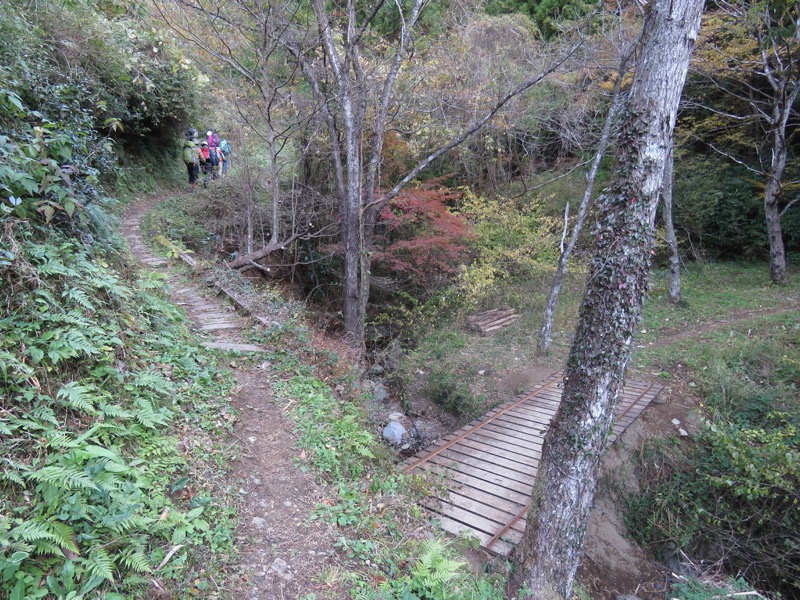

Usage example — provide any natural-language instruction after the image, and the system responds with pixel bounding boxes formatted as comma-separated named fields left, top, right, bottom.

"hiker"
left=182, top=131, right=199, bottom=191
left=199, top=140, right=213, bottom=188
left=219, top=139, right=232, bottom=176
left=210, top=144, right=224, bottom=180
left=207, top=130, right=220, bottom=149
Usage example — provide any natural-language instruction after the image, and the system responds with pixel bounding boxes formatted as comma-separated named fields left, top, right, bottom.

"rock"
left=678, top=428, right=688, bottom=437
left=371, top=382, right=389, bottom=403
left=381, top=338, right=403, bottom=372
left=671, top=418, right=681, bottom=426
left=616, top=596, right=642, bottom=600
left=269, top=557, right=290, bottom=577
left=388, top=412, right=405, bottom=422
left=251, top=517, right=267, bottom=528
left=368, top=363, right=385, bottom=376
left=383, top=421, right=406, bottom=445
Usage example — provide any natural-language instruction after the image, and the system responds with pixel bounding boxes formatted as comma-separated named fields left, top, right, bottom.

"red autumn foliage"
left=373, top=184, right=473, bottom=293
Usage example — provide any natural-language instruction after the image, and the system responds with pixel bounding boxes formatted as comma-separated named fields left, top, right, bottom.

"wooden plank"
left=419, top=463, right=532, bottom=506
left=484, top=417, right=549, bottom=441
left=436, top=515, right=515, bottom=556
left=440, top=483, right=526, bottom=517
left=437, top=447, right=536, bottom=481
left=466, top=425, right=543, bottom=452
left=455, top=437, right=537, bottom=467
left=420, top=457, right=536, bottom=497
left=425, top=492, right=518, bottom=528
left=467, top=306, right=511, bottom=324
left=429, top=499, right=523, bottom=543
left=202, top=342, right=265, bottom=352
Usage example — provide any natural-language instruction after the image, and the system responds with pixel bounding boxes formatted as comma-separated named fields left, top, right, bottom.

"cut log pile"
left=467, top=306, right=521, bottom=336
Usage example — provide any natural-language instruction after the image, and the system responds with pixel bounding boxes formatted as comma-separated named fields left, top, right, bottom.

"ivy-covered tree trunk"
left=508, top=0, right=704, bottom=597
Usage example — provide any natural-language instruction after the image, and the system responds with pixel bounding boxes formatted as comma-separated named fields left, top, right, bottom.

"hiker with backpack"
left=219, top=139, right=232, bottom=176
left=198, top=140, right=213, bottom=188
left=182, top=128, right=200, bottom=191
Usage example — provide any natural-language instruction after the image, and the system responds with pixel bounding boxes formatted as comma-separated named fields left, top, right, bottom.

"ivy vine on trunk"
left=509, top=0, right=704, bottom=596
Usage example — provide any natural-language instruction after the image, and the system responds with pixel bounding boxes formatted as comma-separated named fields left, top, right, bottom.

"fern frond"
left=131, top=371, right=171, bottom=393
left=63, top=287, right=95, bottom=311
left=134, top=403, right=170, bottom=429
left=31, top=540, right=63, bottom=556
left=0, top=418, right=18, bottom=435
left=0, top=469, right=26, bottom=486
left=31, top=403, right=58, bottom=425
left=84, top=546, right=115, bottom=581
left=11, top=521, right=57, bottom=545
left=45, top=520, right=79, bottom=554
left=56, top=382, right=98, bottom=413
left=27, top=465, right=99, bottom=491
left=98, top=403, right=134, bottom=420
left=412, top=540, right=464, bottom=587
left=44, top=430, right=78, bottom=448
left=119, top=547, right=151, bottom=573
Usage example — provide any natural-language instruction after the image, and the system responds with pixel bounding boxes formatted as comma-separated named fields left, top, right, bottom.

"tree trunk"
left=764, top=101, right=790, bottom=284
left=662, top=143, right=682, bottom=303
left=509, top=0, right=703, bottom=597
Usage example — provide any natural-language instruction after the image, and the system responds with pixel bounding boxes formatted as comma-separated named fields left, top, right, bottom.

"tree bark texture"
left=509, top=0, right=704, bottom=597
left=662, top=143, right=682, bottom=304
left=764, top=98, right=791, bottom=284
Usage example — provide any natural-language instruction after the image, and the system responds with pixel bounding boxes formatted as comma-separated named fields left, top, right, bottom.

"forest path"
left=640, top=305, right=799, bottom=351
left=122, top=196, right=347, bottom=599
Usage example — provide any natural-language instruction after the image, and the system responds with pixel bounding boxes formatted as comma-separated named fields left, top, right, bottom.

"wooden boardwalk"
left=403, top=372, right=663, bottom=556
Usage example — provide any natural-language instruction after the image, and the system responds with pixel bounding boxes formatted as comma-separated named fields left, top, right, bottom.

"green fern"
left=63, top=287, right=95, bottom=311
left=410, top=540, right=465, bottom=594
left=84, top=546, right=115, bottom=581
left=11, top=519, right=77, bottom=552
left=44, top=430, right=78, bottom=448
left=131, top=371, right=171, bottom=393
left=57, top=382, right=97, bottom=413
left=27, top=465, right=100, bottom=491
left=119, top=545, right=151, bottom=573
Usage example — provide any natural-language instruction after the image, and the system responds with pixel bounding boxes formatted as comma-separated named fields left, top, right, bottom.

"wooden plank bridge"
left=403, top=372, right=663, bottom=556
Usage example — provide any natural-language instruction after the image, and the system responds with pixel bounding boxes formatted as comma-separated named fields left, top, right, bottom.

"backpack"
left=182, top=140, right=196, bottom=165
left=209, top=132, right=220, bottom=148
left=208, top=146, right=219, bottom=167
left=220, top=139, right=231, bottom=157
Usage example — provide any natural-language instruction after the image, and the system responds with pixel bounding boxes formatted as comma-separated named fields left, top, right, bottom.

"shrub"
left=627, top=329, right=800, bottom=597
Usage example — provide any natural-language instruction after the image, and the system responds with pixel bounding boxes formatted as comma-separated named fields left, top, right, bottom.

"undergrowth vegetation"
left=628, top=311, right=800, bottom=597
left=0, top=1, right=226, bottom=596
left=0, top=223, right=237, bottom=597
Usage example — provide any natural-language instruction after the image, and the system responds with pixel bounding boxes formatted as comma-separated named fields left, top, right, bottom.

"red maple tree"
left=373, top=184, right=474, bottom=296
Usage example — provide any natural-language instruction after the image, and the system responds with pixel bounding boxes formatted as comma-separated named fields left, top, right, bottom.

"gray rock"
left=388, top=412, right=405, bottom=422
left=251, top=516, right=267, bottom=528
left=381, top=339, right=404, bottom=372
left=368, top=363, right=385, bottom=376
left=372, top=382, right=389, bottom=403
left=269, top=557, right=290, bottom=577
left=383, top=421, right=406, bottom=445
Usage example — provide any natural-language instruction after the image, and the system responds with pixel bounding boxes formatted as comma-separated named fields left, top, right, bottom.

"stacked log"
left=467, top=306, right=521, bottom=336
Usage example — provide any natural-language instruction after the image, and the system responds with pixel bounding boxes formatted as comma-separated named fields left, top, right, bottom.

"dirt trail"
left=122, top=197, right=345, bottom=599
